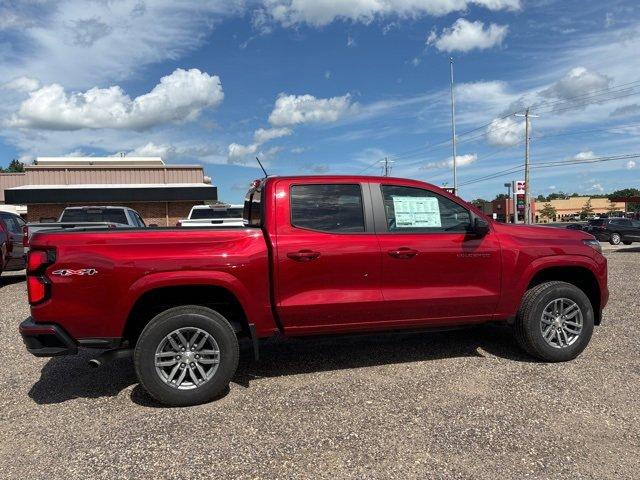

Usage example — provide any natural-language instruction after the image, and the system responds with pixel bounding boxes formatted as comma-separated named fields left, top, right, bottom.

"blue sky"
left=1, top=0, right=639, bottom=203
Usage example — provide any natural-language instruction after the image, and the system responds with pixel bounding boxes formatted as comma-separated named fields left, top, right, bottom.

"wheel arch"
left=526, top=265, right=602, bottom=325
left=123, top=284, right=250, bottom=346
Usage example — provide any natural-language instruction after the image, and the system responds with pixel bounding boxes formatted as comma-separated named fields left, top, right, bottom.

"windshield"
left=60, top=208, right=128, bottom=224
left=190, top=207, right=243, bottom=219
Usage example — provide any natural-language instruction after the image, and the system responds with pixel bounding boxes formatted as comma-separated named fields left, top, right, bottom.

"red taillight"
left=27, top=249, right=54, bottom=305
left=27, top=276, right=48, bottom=304
left=22, top=225, right=29, bottom=248
left=27, top=250, right=49, bottom=273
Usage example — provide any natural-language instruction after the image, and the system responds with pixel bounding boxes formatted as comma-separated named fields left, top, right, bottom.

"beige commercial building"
left=1, top=157, right=217, bottom=225
left=534, top=197, right=626, bottom=222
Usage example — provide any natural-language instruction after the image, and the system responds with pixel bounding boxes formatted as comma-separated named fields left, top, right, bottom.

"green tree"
left=493, top=193, right=509, bottom=201
left=0, top=159, right=25, bottom=173
left=606, top=199, right=621, bottom=216
left=579, top=199, right=594, bottom=219
left=471, top=198, right=489, bottom=209
left=539, top=202, right=557, bottom=221
left=610, top=188, right=640, bottom=212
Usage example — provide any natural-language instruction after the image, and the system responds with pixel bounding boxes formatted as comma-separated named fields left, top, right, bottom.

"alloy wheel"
left=154, top=327, right=220, bottom=390
left=540, top=298, right=583, bottom=349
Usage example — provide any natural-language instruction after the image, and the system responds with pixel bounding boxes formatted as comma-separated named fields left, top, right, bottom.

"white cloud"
left=268, top=93, right=358, bottom=126
left=1, top=76, right=40, bottom=92
left=258, top=0, right=520, bottom=27
left=228, top=142, right=259, bottom=161
left=8, top=68, right=224, bottom=131
left=422, top=153, right=477, bottom=170
left=253, top=127, right=292, bottom=144
left=128, top=142, right=177, bottom=159
left=541, top=67, right=611, bottom=105
left=0, top=1, right=242, bottom=88
left=456, top=80, right=512, bottom=104
left=588, top=183, right=604, bottom=192
left=571, top=150, right=596, bottom=161
left=486, top=116, right=524, bottom=146
left=627, top=160, right=637, bottom=169
left=427, top=18, right=508, bottom=53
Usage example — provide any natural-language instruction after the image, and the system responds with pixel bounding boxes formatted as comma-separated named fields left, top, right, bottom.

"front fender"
left=496, top=254, right=603, bottom=319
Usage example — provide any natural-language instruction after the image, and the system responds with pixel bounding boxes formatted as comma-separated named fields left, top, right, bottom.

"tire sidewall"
left=524, top=284, right=594, bottom=362
left=135, top=307, right=239, bottom=407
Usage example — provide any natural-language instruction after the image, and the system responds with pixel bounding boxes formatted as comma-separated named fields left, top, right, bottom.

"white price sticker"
left=391, top=196, right=441, bottom=228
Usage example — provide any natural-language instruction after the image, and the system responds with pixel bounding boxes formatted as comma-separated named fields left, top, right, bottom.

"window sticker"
left=391, top=196, right=441, bottom=228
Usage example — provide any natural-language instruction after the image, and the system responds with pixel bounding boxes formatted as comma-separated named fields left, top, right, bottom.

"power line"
left=458, top=153, right=640, bottom=187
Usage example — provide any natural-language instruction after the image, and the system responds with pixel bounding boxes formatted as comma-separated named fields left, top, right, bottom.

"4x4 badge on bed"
left=52, top=268, right=98, bottom=276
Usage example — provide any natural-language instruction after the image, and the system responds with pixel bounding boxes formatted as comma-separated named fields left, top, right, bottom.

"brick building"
left=1, top=157, right=217, bottom=226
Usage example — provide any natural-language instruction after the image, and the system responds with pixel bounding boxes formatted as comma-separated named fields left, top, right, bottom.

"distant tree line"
left=0, top=159, right=25, bottom=173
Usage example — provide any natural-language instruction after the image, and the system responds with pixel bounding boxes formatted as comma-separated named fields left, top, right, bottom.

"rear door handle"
left=388, top=247, right=418, bottom=259
left=287, top=250, right=321, bottom=262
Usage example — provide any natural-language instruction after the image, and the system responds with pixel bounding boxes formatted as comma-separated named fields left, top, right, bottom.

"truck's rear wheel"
left=513, top=281, right=594, bottom=362
left=134, top=305, right=239, bottom=407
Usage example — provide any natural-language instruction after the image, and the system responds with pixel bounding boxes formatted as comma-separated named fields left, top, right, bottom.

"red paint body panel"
left=27, top=175, right=608, bottom=345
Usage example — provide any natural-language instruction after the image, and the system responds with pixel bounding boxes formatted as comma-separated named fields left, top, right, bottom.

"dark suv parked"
left=584, top=218, right=640, bottom=245
left=0, top=211, right=26, bottom=276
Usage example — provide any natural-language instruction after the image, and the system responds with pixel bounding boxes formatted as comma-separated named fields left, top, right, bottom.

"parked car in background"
left=0, top=211, right=26, bottom=275
left=565, top=223, right=584, bottom=231
left=20, top=175, right=608, bottom=406
left=24, top=206, right=146, bottom=249
left=178, top=204, right=244, bottom=227
left=584, top=218, right=640, bottom=245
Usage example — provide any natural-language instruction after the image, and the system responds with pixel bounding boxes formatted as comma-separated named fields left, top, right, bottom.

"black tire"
left=134, top=305, right=239, bottom=407
left=609, top=232, right=622, bottom=245
left=513, top=281, right=594, bottom=362
left=623, top=241, right=632, bottom=245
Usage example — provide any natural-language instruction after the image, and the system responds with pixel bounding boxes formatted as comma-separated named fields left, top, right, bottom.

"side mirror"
left=474, top=217, right=490, bottom=236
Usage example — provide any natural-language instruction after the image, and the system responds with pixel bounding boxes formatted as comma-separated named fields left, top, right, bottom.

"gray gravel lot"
left=1, top=246, right=639, bottom=479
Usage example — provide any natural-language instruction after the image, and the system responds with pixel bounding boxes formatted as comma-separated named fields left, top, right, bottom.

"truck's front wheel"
left=513, top=281, right=594, bottom=362
left=134, top=305, right=239, bottom=407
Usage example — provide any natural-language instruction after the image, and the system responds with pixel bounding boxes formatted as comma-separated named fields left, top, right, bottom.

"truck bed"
left=29, top=227, right=276, bottom=339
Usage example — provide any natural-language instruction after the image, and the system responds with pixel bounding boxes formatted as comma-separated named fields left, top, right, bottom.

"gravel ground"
left=1, top=246, right=639, bottom=479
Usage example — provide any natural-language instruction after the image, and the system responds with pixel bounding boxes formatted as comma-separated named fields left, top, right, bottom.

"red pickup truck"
left=20, top=176, right=608, bottom=406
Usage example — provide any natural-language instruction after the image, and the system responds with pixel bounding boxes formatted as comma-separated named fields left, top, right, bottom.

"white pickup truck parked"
left=178, top=204, right=244, bottom=227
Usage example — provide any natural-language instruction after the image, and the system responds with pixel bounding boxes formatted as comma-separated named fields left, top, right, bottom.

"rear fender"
left=123, top=271, right=276, bottom=337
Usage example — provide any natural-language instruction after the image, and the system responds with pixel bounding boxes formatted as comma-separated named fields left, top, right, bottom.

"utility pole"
left=504, top=182, right=512, bottom=223
left=515, top=108, right=539, bottom=224
left=449, top=57, right=457, bottom=195
left=380, top=157, right=394, bottom=176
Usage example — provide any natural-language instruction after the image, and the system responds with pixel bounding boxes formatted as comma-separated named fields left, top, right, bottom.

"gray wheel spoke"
left=156, top=358, right=178, bottom=367
left=189, top=331, right=201, bottom=349
left=188, top=367, right=200, bottom=385
left=167, top=335, right=181, bottom=351
left=175, top=367, right=188, bottom=387
left=199, top=349, right=219, bottom=356
left=166, top=363, right=181, bottom=382
left=195, top=363, right=208, bottom=379
left=176, top=331, right=189, bottom=348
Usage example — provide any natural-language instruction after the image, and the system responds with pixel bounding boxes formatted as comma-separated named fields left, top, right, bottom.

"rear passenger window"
left=381, top=185, right=471, bottom=233
left=291, top=184, right=365, bottom=233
